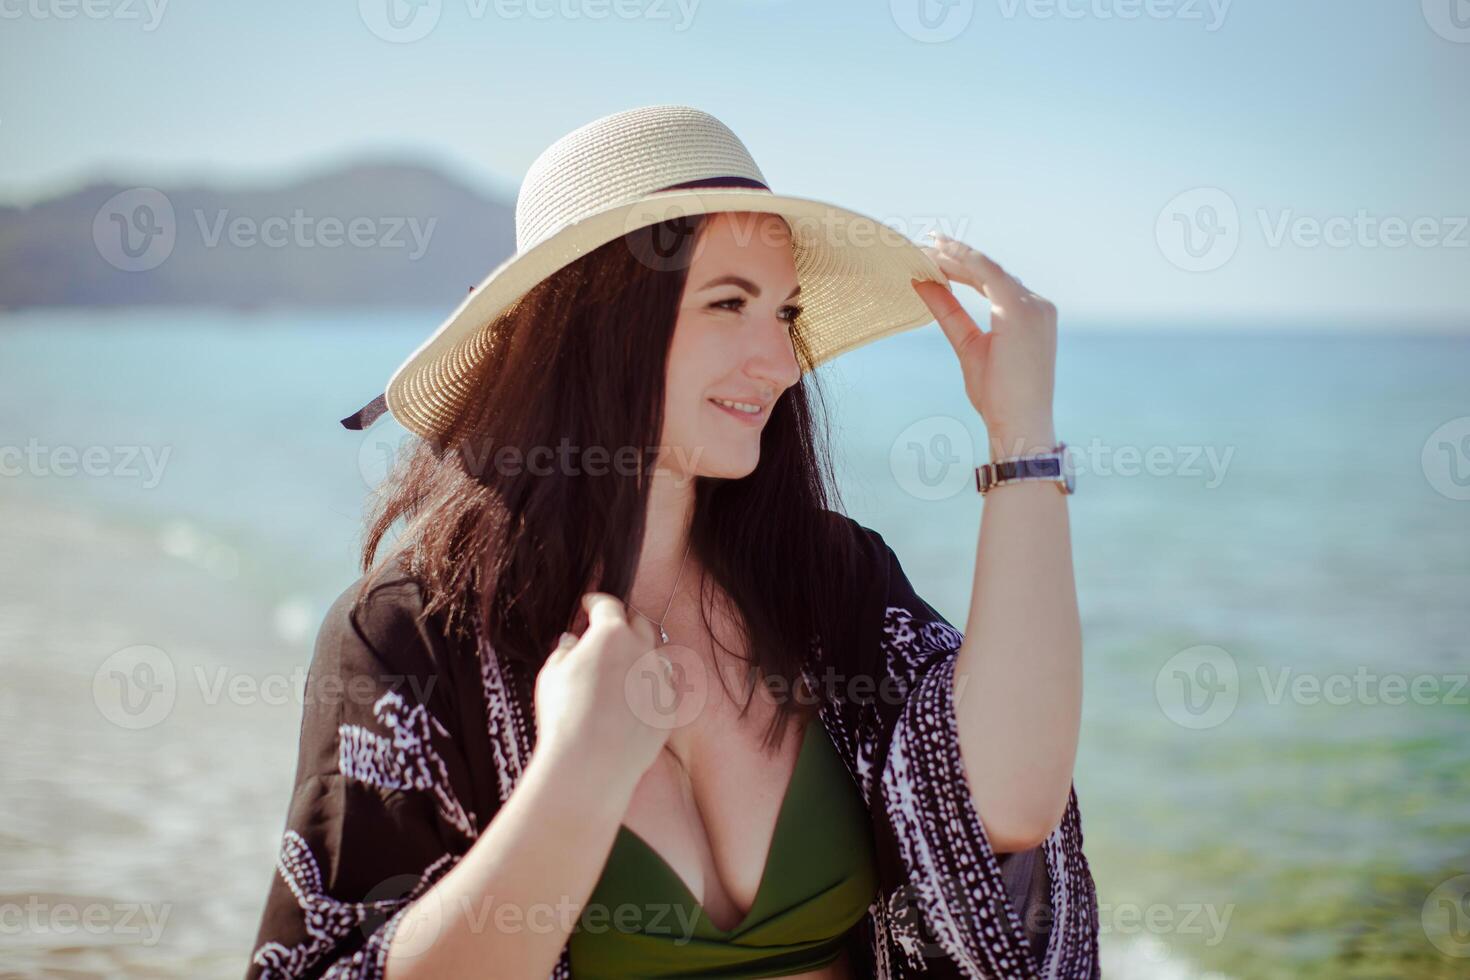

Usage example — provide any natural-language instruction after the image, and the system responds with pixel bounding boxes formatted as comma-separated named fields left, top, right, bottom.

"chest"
left=617, top=602, right=815, bottom=932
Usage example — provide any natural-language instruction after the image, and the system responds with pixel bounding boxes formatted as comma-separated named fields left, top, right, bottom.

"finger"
left=929, top=236, right=1028, bottom=308
left=928, top=246, right=1024, bottom=308
left=543, top=631, right=576, bottom=668
left=929, top=250, right=1027, bottom=324
left=583, top=592, right=628, bottom=630
left=912, top=276, right=986, bottom=360
left=921, top=244, right=996, bottom=302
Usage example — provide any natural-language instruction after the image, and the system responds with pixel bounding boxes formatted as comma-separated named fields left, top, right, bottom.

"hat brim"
left=383, top=187, right=951, bottom=440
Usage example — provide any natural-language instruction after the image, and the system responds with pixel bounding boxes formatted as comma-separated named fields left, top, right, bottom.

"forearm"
left=384, top=741, right=635, bottom=979
left=953, top=426, right=1082, bottom=853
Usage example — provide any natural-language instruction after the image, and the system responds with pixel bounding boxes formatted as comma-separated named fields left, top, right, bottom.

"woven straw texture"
left=382, top=104, right=947, bottom=440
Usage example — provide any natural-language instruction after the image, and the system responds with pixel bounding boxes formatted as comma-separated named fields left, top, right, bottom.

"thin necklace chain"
left=627, top=538, right=692, bottom=646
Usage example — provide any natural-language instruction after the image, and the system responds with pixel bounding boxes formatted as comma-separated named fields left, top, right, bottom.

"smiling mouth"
left=707, top=398, right=765, bottom=426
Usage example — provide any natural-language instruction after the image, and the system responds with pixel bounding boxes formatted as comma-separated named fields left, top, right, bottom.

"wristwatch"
left=975, top=441, right=1075, bottom=495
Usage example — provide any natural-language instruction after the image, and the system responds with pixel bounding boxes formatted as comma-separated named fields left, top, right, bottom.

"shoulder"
left=822, top=510, right=951, bottom=633
left=820, top=508, right=899, bottom=584
left=313, top=551, right=458, bottom=683
left=820, top=508, right=891, bottom=561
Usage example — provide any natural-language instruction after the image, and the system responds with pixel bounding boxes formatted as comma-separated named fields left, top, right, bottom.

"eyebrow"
left=697, top=274, right=801, bottom=300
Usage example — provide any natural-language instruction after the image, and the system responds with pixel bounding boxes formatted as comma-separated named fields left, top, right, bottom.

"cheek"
left=664, top=321, right=728, bottom=423
left=659, top=364, right=706, bottom=445
left=669, top=317, right=729, bottom=373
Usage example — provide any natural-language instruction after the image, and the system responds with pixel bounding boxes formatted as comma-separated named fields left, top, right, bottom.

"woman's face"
left=659, top=211, right=804, bottom=482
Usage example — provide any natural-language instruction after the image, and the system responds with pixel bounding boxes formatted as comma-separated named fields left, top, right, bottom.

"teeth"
left=712, top=398, right=761, bottom=415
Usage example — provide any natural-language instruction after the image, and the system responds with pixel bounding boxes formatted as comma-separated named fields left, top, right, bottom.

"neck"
left=631, top=465, right=698, bottom=617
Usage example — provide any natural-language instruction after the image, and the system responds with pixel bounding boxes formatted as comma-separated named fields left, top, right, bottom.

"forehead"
left=689, top=211, right=797, bottom=279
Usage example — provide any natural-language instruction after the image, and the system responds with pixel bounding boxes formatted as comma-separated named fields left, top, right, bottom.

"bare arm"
left=913, top=234, right=1083, bottom=853
left=954, top=428, right=1081, bottom=853
left=387, top=593, right=672, bottom=978
left=384, top=741, right=636, bottom=979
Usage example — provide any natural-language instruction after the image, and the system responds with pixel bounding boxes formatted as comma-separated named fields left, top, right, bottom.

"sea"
left=1, top=308, right=1467, bottom=979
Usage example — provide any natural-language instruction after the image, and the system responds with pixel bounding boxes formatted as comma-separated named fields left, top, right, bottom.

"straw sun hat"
left=341, top=103, right=950, bottom=440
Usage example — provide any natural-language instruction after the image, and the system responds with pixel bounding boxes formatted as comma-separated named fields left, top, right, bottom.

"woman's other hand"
left=532, top=592, right=678, bottom=792
left=912, top=233, right=1059, bottom=459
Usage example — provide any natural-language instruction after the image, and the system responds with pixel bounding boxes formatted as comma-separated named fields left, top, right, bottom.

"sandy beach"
left=0, top=494, right=311, bottom=977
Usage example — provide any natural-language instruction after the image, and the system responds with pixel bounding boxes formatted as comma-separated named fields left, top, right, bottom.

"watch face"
left=1059, top=443, right=1077, bottom=494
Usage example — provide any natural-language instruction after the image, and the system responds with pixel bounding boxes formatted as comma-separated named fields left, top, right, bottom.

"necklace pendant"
left=658, top=626, right=669, bottom=645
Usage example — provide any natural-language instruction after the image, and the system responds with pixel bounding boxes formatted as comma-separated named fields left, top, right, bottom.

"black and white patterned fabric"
left=244, top=516, right=1100, bottom=979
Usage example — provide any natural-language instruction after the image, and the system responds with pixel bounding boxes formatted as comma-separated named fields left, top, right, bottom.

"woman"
left=245, top=105, right=1099, bottom=979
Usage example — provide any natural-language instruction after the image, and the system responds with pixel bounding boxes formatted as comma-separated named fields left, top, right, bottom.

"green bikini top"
left=568, top=717, right=878, bottom=979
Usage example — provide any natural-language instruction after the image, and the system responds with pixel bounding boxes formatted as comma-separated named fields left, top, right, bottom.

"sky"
left=2, top=0, right=1467, bottom=322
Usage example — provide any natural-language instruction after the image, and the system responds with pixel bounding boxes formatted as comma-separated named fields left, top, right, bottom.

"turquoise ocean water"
left=1, top=309, right=1467, bottom=978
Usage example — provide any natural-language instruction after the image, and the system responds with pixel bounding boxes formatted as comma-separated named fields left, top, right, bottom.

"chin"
left=697, top=444, right=761, bottom=481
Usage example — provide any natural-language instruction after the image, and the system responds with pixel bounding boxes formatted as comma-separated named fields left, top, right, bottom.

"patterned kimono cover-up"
left=244, top=516, right=1101, bottom=979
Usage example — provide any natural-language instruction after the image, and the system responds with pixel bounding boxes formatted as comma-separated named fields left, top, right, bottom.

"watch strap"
left=975, top=443, right=1072, bottom=494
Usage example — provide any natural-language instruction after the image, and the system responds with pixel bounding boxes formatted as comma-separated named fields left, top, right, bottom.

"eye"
left=711, top=296, right=803, bottom=327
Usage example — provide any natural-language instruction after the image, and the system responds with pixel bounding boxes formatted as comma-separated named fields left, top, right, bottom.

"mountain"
left=0, top=161, right=517, bottom=310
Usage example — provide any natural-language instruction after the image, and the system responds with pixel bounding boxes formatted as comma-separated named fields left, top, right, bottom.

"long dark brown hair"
left=356, top=213, right=869, bottom=750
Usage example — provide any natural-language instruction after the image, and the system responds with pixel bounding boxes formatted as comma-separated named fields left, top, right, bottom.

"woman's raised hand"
left=532, top=592, right=679, bottom=791
left=912, top=233, right=1059, bottom=458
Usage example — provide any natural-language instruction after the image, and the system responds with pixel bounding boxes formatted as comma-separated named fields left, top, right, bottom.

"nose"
left=743, top=315, right=802, bottom=393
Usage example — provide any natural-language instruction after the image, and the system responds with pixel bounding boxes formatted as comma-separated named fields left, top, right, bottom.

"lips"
left=707, top=398, right=765, bottom=426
